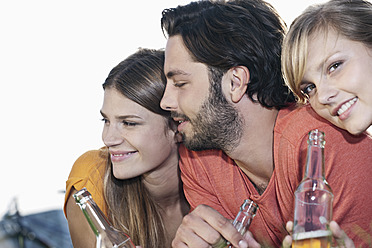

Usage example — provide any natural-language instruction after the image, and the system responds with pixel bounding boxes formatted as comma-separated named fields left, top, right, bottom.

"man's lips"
left=173, top=117, right=188, bottom=132
left=333, top=97, right=358, bottom=116
left=173, top=117, right=185, bottom=124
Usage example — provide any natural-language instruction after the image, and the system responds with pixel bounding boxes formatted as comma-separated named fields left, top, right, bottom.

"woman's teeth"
left=113, top=152, right=135, bottom=157
left=337, top=97, right=357, bottom=116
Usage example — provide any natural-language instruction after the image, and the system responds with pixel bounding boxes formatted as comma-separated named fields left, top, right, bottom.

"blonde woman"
left=282, top=0, right=372, bottom=247
left=282, top=0, right=372, bottom=136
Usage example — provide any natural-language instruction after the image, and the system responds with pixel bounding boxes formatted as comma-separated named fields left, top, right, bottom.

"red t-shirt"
left=179, top=105, right=372, bottom=247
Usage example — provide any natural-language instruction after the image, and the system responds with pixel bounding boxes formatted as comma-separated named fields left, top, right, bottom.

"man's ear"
left=228, top=66, right=250, bottom=103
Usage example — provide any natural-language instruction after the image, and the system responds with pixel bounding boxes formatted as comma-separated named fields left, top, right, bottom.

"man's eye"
left=300, top=83, right=316, bottom=98
left=174, top=82, right=186, bottom=87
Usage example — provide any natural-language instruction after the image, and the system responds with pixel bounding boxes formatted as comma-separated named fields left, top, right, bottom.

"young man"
left=160, top=1, right=372, bottom=247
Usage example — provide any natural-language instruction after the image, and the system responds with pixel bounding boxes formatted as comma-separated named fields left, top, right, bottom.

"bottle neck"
left=305, top=145, right=325, bottom=179
left=304, top=130, right=325, bottom=180
left=74, top=190, right=111, bottom=237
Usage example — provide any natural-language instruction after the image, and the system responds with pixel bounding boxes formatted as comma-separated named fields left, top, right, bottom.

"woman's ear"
left=229, top=66, right=250, bottom=103
left=169, top=120, right=183, bottom=143
left=175, top=131, right=183, bottom=143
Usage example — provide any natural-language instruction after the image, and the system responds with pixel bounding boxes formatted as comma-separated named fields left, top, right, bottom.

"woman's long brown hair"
left=102, top=48, right=171, bottom=247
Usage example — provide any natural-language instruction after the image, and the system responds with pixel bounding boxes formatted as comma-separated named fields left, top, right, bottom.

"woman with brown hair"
left=64, top=48, right=189, bottom=248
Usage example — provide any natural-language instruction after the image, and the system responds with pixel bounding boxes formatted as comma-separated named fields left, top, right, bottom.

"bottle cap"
left=73, top=188, right=91, bottom=205
left=308, top=129, right=325, bottom=147
left=241, top=199, right=259, bottom=216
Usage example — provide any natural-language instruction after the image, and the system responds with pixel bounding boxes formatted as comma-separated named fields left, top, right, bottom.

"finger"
left=172, top=209, right=219, bottom=248
left=171, top=238, right=189, bottom=248
left=172, top=225, right=208, bottom=248
left=282, top=235, right=292, bottom=248
left=286, top=221, right=293, bottom=235
left=193, top=205, right=245, bottom=247
left=242, top=231, right=260, bottom=248
left=330, top=221, right=355, bottom=248
left=211, top=236, right=228, bottom=248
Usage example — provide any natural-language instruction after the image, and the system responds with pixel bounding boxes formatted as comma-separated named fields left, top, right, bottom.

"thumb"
left=330, top=221, right=355, bottom=248
left=242, top=231, right=261, bottom=248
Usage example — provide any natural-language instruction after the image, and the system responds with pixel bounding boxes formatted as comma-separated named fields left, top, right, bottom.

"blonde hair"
left=282, top=0, right=372, bottom=104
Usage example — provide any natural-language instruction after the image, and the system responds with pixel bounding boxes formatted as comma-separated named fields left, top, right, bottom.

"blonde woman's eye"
left=301, top=83, right=316, bottom=98
left=328, top=62, right=342, bottom=73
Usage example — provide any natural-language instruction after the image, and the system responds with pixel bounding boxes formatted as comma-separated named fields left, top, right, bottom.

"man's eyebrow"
left=166, top=69, right=190, bottom=78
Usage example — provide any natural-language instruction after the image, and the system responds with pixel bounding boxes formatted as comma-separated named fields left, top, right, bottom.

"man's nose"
left=160, top=83, right=178, bottom=111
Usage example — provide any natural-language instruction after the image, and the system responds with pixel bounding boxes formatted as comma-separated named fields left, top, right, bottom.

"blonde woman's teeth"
left=337, top=97, right=357, bottom=116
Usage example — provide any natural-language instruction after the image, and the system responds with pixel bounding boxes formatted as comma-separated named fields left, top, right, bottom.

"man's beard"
left=179, top=68, right=243, bottom=152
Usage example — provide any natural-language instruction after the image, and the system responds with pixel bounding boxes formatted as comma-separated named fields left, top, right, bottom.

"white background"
left=0, top=0, right=327, bottom=216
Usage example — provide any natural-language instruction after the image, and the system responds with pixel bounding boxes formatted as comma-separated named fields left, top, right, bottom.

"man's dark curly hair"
left=161, top=0, right=294, bottom=109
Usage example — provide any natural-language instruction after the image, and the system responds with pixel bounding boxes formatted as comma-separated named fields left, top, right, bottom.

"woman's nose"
left=102, top=125, right=123, bottom=147
left=316, top=81, right=338, bottom=105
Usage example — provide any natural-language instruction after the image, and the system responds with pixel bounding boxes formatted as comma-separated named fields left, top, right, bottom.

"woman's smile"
left=110, top=150, right=138, bottom=163
left=335, top=97, right=358, bottom=120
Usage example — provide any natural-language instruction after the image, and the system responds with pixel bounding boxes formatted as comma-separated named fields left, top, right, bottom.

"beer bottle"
left=292, top=129, right=333, bottom=248
left=73, top=188, right=136, bottom=248
left=212, top=199, right=258, bottom=248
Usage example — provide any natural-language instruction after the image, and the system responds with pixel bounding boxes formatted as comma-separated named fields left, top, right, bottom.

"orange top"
left=179, top=104, right=372, bottom=247
left=64, top=148, right=108, bottom=216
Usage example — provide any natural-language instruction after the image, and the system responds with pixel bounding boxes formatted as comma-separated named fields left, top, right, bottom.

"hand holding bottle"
left=290, top=130, right=357, bottom=248
left=282, top=221, right=355, bottom=248
left=172, top=204, right=260, bottom=248
left=212, top=199, right=258, bottom=248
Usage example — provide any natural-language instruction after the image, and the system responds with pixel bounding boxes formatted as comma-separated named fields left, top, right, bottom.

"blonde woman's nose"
left=316, top=82, right=338, bottom=105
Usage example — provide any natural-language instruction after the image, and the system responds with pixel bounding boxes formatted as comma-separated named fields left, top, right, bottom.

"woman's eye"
left=301, top=83, right=316, bottom=98
left=328, top=62, right=342, bottom=73
left=101, top=118, right=109, bottom=124
left=123, top=121, right=137, bottom=127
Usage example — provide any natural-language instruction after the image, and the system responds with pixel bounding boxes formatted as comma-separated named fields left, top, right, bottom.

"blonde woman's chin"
left=347, top=122, right=372, bottom=136
left=333, top=116, right=371, bottom=136
left=366, top=125, right=372, bottom=137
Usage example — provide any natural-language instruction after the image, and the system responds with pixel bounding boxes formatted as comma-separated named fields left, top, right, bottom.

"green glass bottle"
left=212, top=199, right=258, bottom=248
left=73, top=188, right=136, bottom=248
